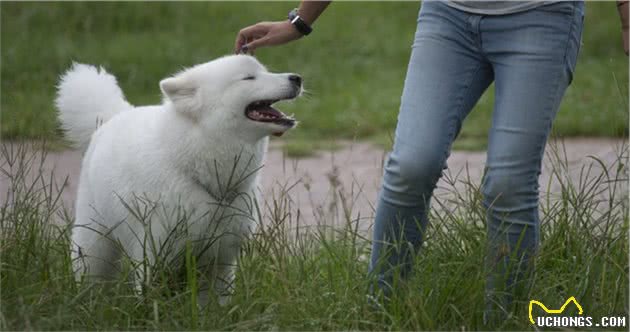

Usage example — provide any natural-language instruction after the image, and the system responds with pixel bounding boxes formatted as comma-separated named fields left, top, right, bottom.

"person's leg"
left=369, top=2, right=493, bottom=295
left=479, top=1, right=584, bottom=321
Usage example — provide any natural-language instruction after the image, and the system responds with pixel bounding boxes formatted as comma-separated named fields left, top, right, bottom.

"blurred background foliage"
left=1, top=2, right=627, bottom=151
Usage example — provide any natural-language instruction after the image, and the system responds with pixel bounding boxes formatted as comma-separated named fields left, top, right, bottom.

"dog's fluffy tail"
left=56, top=63, right=133, bottom=148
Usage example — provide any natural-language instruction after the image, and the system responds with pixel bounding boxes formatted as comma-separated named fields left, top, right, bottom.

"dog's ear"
left=160, top=76, right=202, bottom=119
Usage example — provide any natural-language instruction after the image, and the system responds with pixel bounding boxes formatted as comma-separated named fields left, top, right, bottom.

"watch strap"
left=288, top=8, right=312, bottom=36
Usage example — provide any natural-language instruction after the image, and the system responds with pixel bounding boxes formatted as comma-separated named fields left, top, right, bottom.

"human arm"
left=234, top=1, right=331, bottom=54
left=618, top=0, right=629, bottom=54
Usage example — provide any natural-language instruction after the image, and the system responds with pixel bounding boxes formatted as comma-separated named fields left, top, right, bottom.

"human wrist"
left=288, top=8, right=313, bottom=36
left=281, top=21, right=304, bottom=41
left=294, top=1, right=331, bottom=27
left=618, top=1, right=629, bottom=27
left=296, top=8, right=316, bottom=25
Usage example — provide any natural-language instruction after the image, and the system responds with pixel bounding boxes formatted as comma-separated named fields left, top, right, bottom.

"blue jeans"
left=368, top=0, right=584, bottom=320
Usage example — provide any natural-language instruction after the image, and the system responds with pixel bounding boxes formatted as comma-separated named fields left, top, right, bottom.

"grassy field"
left=1, top=141, right=627, bottom=330
left=1, top=2, right=628, bottom=154
left=1, top=3, right=629, bottom=329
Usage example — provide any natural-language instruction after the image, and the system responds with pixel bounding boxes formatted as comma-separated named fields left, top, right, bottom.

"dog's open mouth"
left=245, top=100, right=296, bottom=127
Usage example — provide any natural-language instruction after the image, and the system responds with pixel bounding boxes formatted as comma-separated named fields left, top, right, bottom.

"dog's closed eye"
left=242, top=75, right=256, bottom=80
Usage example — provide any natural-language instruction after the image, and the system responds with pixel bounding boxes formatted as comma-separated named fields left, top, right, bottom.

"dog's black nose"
left=288, top=75, right=302, bottom=87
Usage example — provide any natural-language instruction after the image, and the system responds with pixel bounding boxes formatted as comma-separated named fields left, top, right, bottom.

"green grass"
left=1, top=141, right=628, bottom=330
left=1, top=2, right=628, bottom=155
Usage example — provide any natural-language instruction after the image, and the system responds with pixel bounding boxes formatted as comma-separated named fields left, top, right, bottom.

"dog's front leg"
left=128, top=241, right=156, bottom=297
left=214, top=262, right=236, bottom=306
left=197, top=260, right=235, bottom=307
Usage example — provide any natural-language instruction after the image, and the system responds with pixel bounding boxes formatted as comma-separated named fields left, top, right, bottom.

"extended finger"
left=243, top=36, right=270, bottom=53
left=235, top=24, right=261, bottom=53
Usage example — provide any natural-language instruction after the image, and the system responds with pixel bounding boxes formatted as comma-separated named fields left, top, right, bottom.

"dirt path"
left=1, top=138, right=626, bottom=234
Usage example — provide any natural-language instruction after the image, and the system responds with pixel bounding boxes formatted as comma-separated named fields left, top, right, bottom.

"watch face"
left=288, top=8, right=298, bottom=20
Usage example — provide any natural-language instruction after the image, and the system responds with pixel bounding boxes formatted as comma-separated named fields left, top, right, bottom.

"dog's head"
left=160, top=55, right=301, bottom=140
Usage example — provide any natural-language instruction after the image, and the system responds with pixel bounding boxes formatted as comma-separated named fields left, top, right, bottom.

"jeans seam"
left=544, top=2, right=577, bottom=146
left=449, top=61, right=486, bottom=145
left=561, top=2, right=578, bottom=75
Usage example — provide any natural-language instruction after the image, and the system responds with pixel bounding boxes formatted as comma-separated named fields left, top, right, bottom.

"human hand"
left=234, top=21, right=302, bottom=54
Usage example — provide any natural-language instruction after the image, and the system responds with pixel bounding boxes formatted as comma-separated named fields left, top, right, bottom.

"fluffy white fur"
left=56, top=55, right=300, bottom=305
left=56, top=64, right=133, bottom=149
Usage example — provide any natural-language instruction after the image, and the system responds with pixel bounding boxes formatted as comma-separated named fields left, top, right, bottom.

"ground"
left=2, top=138, right=625, bottom=235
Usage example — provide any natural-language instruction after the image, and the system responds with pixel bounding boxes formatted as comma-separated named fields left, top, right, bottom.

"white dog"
left=56, top=55, right=301, bottom=305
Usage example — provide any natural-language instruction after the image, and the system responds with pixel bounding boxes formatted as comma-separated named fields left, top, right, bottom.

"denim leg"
left=369, top=1, right=494, bottom=295
left=479, top=1, right=584, bottom=321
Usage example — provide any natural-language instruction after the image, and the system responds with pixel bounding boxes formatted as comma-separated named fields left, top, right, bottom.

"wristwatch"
left=288, top=8, right=312, bottom=36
